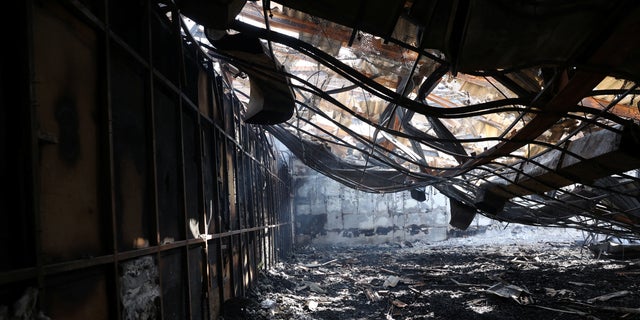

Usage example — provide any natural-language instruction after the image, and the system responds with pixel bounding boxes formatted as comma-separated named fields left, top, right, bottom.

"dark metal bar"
left=263, top=147, right=270, bottom=268
left=0, top=224, right=293, bottom=283
left=232, top=100, right=247, bottom=297
left=222, top=91, right=237, bottom=299
left=179, top=65, right=193, bottom=320
left=247, top=155, right=256, bottom=288
left=170, top=5, right=189, bottom=319
left=200, top=62, right=216, bottom=320
left=145, top=0, right=160, bottom=250
left=143, top=13, right=168, bottom=320
left=210, top=77, right=226, bottom=310
left=0, top=268, right=37, bottom=285
left=213, top=129, right=226, bottom=309
left=192, top=56, right=216, bottom=320
left=24, top=0, right=45, bottom=306
left=268, top=177, right=275, bottom=268
left=100, top=1, right=123, bottom=318
left=230, top=131, right=242, bottom=297
left=191, top=103, right=206, bottom=320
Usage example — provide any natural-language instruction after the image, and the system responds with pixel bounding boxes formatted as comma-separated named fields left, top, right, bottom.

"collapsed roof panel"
left=275, top=0, right=406, bottom=40
left=178, top=0, right=640, bottom=237
left=454, top=0, right=619, bottom=72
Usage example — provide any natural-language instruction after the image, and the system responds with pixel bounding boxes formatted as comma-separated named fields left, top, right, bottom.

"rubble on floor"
left=225, top=227, right=640, bottom=320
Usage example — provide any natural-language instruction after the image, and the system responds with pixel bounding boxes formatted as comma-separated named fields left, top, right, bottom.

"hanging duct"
left=207, top=32, right=295, bottom=124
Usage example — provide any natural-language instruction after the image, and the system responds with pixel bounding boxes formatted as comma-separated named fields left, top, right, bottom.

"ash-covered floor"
left=220, top=226, right=640, bottom=320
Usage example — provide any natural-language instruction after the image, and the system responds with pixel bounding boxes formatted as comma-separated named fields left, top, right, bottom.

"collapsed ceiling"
left=173, top=0, right=640, bottom=238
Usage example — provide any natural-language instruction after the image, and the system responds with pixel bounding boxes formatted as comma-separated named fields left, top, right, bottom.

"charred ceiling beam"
left=229, top=21, right=532, bottom=120
left=444, top=5, right=640, bottom=178
left=266, top=125, right=440, bottom=192
left=476, top=124, right=640, bottom=212
left=281, top=68, right=480, bottom=163
left=176, top=0, right=247, bottom=29
left=415, top=63, right=469, bottom=164
left=581, top=97, right=640, bottom=121
left=447, top=70, right=608, bottom=176
left=491, top=73, right=536, bottom=99
left=275, top=0, right=406, bottom=43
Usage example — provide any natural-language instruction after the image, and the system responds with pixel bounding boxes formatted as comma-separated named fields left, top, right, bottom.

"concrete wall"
left=291, top=159, right=451, bottom=246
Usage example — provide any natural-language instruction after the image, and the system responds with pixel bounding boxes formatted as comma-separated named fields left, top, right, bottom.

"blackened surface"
left=410, top=188, right=426, bottom=202
left=407, top=224, right=429, bottom=235
left=220, top=297, right=259, bottom=320
left=0, top=0, right=35, bottom=270
left=151, top=9, right=179, bottom=85
left=43, top=266, right=110, bottom=319
left=189, top=246, right=206, bottom=320
left=154, top=83, right=183, bottom=241
left=248, top=244, right=640, bottom=320
left=161, top=249, right=187, bottom=320
left=76, top=0, right=105, bottom=21
left=293, top=177, right=309, bottom=203
left=183, top=51, right=200, bottom=104
left=375, top=226, right=394, bottom=235
left=296, top=214, right=327, bottom=238
left=214, top=130, right=230, bottom=233
left=108, top=0, right=148, bottom=58
left=54, top=96, right=80, bottom=165
left=182, top=108, right=202, bottom=238
left=110, top=46, right=151, bottom=251
left=202, top=124, right=215, bottom=234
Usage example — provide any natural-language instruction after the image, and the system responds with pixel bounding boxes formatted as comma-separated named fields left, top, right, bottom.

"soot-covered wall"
left=291, top=159, right=450, bottom=246
left=0, top=1, right=293, bottom=319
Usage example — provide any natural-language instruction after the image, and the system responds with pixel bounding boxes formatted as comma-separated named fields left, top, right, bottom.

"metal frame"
left=0, top=1, right=293, bottom=319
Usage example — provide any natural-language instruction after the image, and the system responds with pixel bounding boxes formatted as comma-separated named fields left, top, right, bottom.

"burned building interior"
left=2, top=0, right=640, bottom=319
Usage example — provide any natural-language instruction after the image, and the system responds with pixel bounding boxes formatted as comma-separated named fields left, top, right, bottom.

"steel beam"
left=476, top=124, right=640, bottom=212
left=445, top=8, right=640, bottom=178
